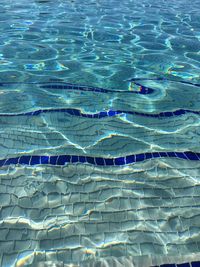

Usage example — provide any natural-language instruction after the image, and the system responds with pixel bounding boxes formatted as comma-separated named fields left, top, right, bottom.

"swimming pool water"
left=0, top=0, right=200, bottom=266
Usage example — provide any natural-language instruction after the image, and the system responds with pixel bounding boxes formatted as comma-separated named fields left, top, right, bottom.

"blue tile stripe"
left=39, top=82, right=153, bottom=94
left=0, top=81, right=152, bottom=94
left=152, top=260, right=200, bottom=267
left=1, top=77, right=199, bottom=95
left=0, top=151, right=199, bottom=168
left=39, top=77, right=200, bottom=94
left=128, top=77, right=200, bottom=88
left=0, top=108, right=199, bottom=118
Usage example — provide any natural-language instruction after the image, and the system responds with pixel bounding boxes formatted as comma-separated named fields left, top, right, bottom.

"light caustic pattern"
left=0, top=0, right=200, bottom=266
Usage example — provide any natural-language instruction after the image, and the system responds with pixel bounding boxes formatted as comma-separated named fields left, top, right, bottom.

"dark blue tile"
left=126, top=110, right=134, bottom=115
left=25, top=111, right=34, bottom=116
left=50, top=156, right=58, bottom=165
left=108, top=110, right=116, bottom=116
left=81, top=113, right=88, bottom=118
left=135, top=154, right=145, bottom=162
left=72, top=155, right=78, bottom=163
left=99, top=111, right=108, bottom=118
left=32, top=110, right=42, bottom=116
left=184, top=151, right=199, bottom=160
left=134, top=111, right=143, bottom=116
left=56, top=85, right=64, bottom=89
left=41, top=156, right=49, bottom=164
left=30, top=156, right=40, bottom=165
left=191, top=262, right=200, bottom=267
left=126, top=155, right=135, bottom=164
left=79, top=156, right=86, bottom=163
left=164, top=112, right=173, bottom=117
left=175, top=152, right=188, bottom=160
left=5, top=157, right=18, bottom=165
left=159, top=152, right=168, bottom=157
left=145, top=153, right=153, bottom=159
left=151, top=114, right=159, bottom=118
left=159, top=112, right=165, bottom=117
left=167, top=152, right=176, bottom=157
left=95, top=157, right=105, bottom=166
left=192, top=111, right=200, bottom=115
left=116, top=110, right=123, bottom=115
left=66, top=109, right=75, bottom=116
left=177, top=262, right=190, bottom=267
left=114, top=157, right=126, bottom=165
left=41, top=109, right=49, bottom=114
left=19, top=156, right=31, bottom=165
left=196, top=152, right=200, bottom=159
left=152, top=152, right=160, bottom=158
left=86, top=157, right=95, bottom=165
left=58, top=108, right=65, bottom=113
left=57, top=155, right=70, bottom=165
left=88, top=113, right=95, bottom=118
left=104, top=158, right=114, bottom=166
left=72, top=109, right=81, bottom=116
left=146, top=87, right=154, bottom=94
left=173, top=109, right=185, bottom=116
left=160, top=264, right=176, bottom=267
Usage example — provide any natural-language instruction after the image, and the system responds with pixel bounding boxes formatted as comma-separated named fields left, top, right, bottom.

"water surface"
left=0, top=0, right=200, bottom=266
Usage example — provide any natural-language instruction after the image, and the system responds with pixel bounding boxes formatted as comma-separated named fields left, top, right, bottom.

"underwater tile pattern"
left=0, top=0, right=200, bottom=266
left=0, top=151, right=200, bottom=168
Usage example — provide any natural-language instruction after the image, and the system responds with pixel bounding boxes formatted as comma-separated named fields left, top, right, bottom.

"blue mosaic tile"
left=19, top=156, right=31, bottom=165
left=71, top=155, right=79, bottom=163
left=50, top=156, right=58, bottom=165
left=57, top=155, right=70, bottom=165
left=152, top=152, right=160, bottom=158
left=79, top=156, right=87, bottom=163
left=126, top=155, right=135, bottom=164
left=173, top=109, right=185, bottom=116
left=86, top=157, right=95, bottom=165
left=99, top=111, right=108, bottom=118
left=191, top=262, right=200, bottom=267
left=1, top=107, right=200, bottom=120
left=72, top=109, right=81, bottom=116
left=159, top=152, right=168, bottom=157
left=129, top=77, right=200, bottom=88
left=136, top=154, right=145, bottom=162
left=4, top=158, right=17, bottom=165
left=192, top=111, right=200, bottom=115
left=40, top=81, right=154, bottom=94
left=166, top=152, right=176, bottom=157
left=41, top=156, right=49, bottom=164
left=114, top=157, right=126, bottom=165
left=152, top=261, right=200, bottom=267
left=1, top=150, right=200, bottom=168
left=104, top=158, right=114, bottom=165
left=177, top=263, right=190, bottom=267
left=30, top=156, right=40, bottom=165
left=108, top=110, right=117, bottom=116
left=160, top=264, right=176, bottom=267
left=145, top=153, right=153, bottom=159
left=32, top=109, right=42, bottom=115
left=95, top=157, right=105, bottom=166
left=185, top=151, right=199, bottom=160
left=175, top=152, right=188, bottom=159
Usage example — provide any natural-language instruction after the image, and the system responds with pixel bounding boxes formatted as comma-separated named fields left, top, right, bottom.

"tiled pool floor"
left=0, top=0, right=200, bottom=266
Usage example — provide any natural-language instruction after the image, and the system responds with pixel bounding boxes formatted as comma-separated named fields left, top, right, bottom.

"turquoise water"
left=0, top=0, right=200, bottom=266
